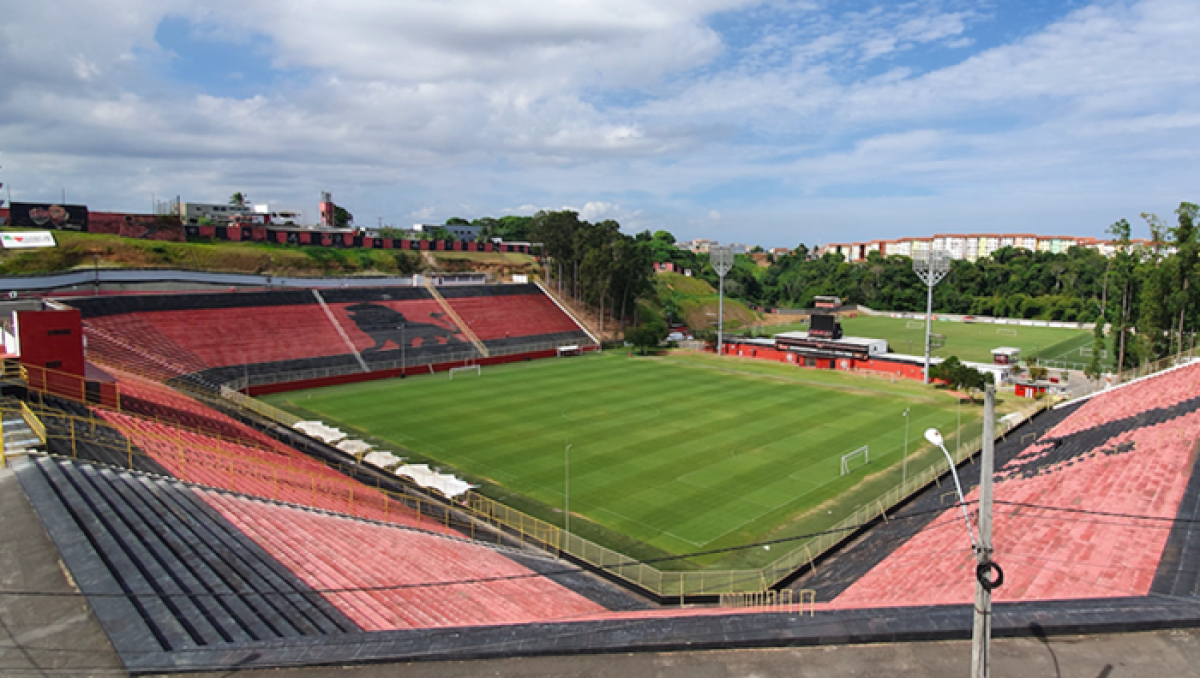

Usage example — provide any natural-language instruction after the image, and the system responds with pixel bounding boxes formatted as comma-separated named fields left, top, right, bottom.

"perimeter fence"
left=17, top=352, right=1053, bottom=597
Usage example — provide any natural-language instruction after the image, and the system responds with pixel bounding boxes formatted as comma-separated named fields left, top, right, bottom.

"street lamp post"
left=913, top=250, right=951, bottom=383
left=924, top=383, right=1000, bottom=678
left=564, top=443, right=572, bottom=536
left=902, top=408, right=910, bottom=494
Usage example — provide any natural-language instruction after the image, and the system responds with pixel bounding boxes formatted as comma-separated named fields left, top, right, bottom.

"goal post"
left=448, top=365, right=481, bottom=380
left=840, top=445, right=870, bottom=476
left=997, top=328, right=1019, bottom=337
left=906, top=320, right=925, bottom=329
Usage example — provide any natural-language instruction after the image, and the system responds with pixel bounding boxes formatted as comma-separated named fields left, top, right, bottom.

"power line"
left=0, top=501, right=967, bottom=603
left=2, top=496, right=1195, bottom=603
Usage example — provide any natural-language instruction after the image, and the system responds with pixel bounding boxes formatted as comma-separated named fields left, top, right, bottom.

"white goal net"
left=448, top=365, right=481, bottom=380
left=996, top=328, right=1019, bottom=337
left=906, top=320, right=925, bottom=329
left=840, top=445, right=870, bottom=476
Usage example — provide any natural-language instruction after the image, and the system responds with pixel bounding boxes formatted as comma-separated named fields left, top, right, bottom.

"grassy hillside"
left=0, top=229, right=536, bottom=277
left=655, top=272, right=761, bottom=331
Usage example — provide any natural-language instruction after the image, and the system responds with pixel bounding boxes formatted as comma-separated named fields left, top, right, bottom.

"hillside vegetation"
left=652, top=272, right=761, bottom=331
left=0, top=230, right=536, bottom=277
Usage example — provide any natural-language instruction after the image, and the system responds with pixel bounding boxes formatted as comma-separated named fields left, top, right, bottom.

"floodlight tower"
left=913, top=249, right=951, bottom=383
left=710, top=245, right=734, bottom=356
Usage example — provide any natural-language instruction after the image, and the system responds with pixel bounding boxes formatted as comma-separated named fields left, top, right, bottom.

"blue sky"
left=2, top=0, right=1198, bottom=247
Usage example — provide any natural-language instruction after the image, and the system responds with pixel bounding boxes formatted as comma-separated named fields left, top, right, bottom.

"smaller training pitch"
left=771, top=315, right=1104, bottom=366
left=266, top=352, right=979, bottom=567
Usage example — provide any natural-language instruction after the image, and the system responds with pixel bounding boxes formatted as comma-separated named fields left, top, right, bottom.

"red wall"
left=18, top=309, right=85, bottom=376
left=244, top=347, right=599, bottom=396
left=721, top=340, right=928, bottom=382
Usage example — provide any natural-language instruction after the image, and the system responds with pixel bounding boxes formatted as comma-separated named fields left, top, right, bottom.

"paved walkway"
left=0, top=467, right=126, bottom=676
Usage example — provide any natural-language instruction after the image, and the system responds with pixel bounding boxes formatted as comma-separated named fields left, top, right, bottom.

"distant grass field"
left=264, top=351, right=992, bottom=570
left=767, top=314, right=1111, bottom=368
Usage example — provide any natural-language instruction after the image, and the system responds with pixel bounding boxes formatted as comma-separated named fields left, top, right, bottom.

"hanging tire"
left=977, top=560, right=1004, bottom=591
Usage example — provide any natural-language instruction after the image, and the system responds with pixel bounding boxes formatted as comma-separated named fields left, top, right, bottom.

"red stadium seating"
left=202, top=490, right=606, bottom=630
left=82, top=293, right=583, bottom=372
left=1046, top=362, right=1200, bottom=439
left=447, top=293, right=583, bottom=341
left=829, top=365, right=1200, bottom=608
left=94, top=400, right=456, bottom=536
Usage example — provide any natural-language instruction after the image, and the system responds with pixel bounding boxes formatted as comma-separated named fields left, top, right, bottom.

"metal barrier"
left=719, top=588, right=815, bottom=616
left=219, top=387, right=302, bottom=426
left=457, top=399, right=1048, bottom=597
left=19, top=402, right=45, bottom=444
left=16, top=346, right=1053, bottom=597
left=19, top=364, right=122, bottom=409
left=34, top=411, right=522, bottom=547
left=222, top=338, right=595, bottom=390
left=1, top=359, right=21, bottom=380
left=1118, top=349, right=1198, bottom=383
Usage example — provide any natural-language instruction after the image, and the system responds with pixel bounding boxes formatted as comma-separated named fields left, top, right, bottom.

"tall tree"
left=1108, top=219, right=1139, bottom=377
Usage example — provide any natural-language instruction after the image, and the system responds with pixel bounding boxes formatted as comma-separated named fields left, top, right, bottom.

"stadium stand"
left=818, top=363, right=1200, bottom=608
left=15, top=456, right=360, bottom=649
left=440, top=285, right=588, bottom=340
left=68, top=284, right=593, bottom=389
left=94, top=408, right=458, bottom=535
left=203, top=489, right=609, bottom=630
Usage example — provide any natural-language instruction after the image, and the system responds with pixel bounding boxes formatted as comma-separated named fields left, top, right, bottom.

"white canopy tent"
left=294, top=421, right=347, bottom=444
left=393, top=464, right=475, bottom=499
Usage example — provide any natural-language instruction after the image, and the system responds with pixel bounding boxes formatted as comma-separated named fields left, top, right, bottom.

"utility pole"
left=902, top=408, right=910, bottom=495
left=972, top=384, right=999, bottom=678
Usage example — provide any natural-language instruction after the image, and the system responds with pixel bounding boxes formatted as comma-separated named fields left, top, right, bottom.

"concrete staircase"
left=423, top=279, right=490, bottom=357
left=3, top=409, right=43, bottom=464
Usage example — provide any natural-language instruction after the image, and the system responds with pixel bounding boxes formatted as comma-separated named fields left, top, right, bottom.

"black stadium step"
left=16, top=456, right=358, bottom=651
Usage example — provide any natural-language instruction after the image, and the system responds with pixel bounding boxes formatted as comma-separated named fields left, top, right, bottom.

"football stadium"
left=3, top=278, right=1200, bottom=674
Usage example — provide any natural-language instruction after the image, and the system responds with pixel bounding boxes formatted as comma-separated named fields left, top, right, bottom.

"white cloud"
left=1, top=0, right=1198, bottom=248
left=409, top=206, right=437, bottom=220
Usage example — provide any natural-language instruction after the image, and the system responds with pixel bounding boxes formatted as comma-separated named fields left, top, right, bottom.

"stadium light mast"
left=913, top=249, right=951, bottom=384
left=710, top=245, right=734, bottom=357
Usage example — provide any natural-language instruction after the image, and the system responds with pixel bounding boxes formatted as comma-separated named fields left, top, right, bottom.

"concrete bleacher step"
left=20, top=456, right=360, bottom=649
left=3, top=413, right=43, bottom=455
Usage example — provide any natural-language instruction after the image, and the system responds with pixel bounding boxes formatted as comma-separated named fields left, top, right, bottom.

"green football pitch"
left=768, top=315, right=1109, bottom=367
left=264, top=351, right=989, bottom=570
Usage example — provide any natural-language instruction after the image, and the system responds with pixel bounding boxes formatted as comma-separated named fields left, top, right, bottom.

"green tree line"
left=693, top=202, right=1197, bottom=372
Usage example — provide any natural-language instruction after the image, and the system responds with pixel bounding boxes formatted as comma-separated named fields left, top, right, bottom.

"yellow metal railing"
left=461, top=398, right=1049, bottom=597
left=218, top=386, right=302, bottom=426
left=2, top=358, right=21, bottom=380
left=20, top=350, right=1057, bottom=597
left=19, top=402, right=45, bottom=444
left=36, top=412, right=524, bottom=546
